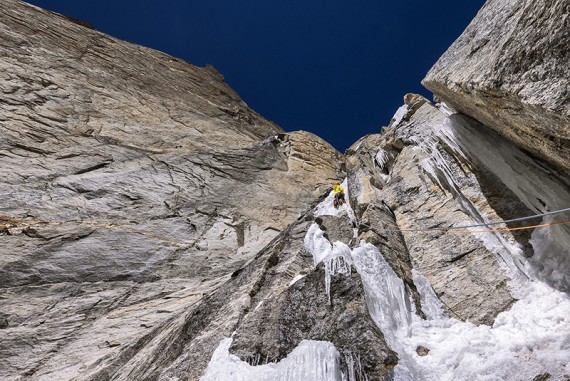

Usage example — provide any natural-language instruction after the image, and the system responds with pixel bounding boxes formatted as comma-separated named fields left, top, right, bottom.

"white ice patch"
left=304, top=176, right=570, bottom=380
left=390, top=104, right=409, bottom=127
left=411, top=270, right=447, bottom=321
left=304, top=223, right=353, bottom=302
left=349, top=247, right=570, bottom=380
left=313, top=179, right=355, bottom=222
left=304, top=223, right=332, bottom=267
left=350, top=243, right=421, bottom=381
left=324, top=242, right=353, bottom=302
left=402, top=279, right=570, bottom=381
left=288, top=274, right=306, bottom=287
left=351, top=243, right=412, bottom=339
left=200, top=338, right=343, bottom=381
left=375, top=149, right=389, bottom=170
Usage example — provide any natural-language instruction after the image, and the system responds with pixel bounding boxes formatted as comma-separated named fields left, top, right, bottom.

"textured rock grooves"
left=2, top=0, right=570, bottom=380
left=0, top=0, right=343, bottom=379
left=423, top=0, right=569, bottom=172
left=345, top=95, right=517, bottom=325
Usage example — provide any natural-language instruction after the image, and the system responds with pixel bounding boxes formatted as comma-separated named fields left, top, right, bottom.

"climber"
left=333, top=182, right=346, bottom=208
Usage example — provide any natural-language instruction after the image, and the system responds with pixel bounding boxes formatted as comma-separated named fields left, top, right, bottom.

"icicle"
left=343, top=353, right=368, bottom=381
left=375, top=149, right=389, bottom=170
left=305, top=227, right=353, bottom=302
left=200, top=338, right=343, bottom=381
left=324, top=245, right=352, bottom=302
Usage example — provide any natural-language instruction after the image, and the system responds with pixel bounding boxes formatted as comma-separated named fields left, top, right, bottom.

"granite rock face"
left=346, top=96, right=517, bottom=325
left=0, top=1, right=342, bottom=379
left=423, top=0, right=570, bottom=172
left=228, top=211, right=398, bottom=381
left=2, top=0, right=570, bottom=380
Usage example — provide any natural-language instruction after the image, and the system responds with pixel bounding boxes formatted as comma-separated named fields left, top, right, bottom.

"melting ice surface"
left=305, top=191, right=570, bottom=380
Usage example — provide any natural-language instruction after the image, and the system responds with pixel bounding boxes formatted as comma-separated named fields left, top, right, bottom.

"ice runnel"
left=350, top=243, right=421, bottom=381
left=351, top=244, right=412, bottom=339
left=411, top=270, right=447, bottom=321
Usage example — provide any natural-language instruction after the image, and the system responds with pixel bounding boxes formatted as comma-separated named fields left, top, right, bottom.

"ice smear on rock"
left=375, top=149, right=389, bottom=170
left=200, top=338, right=342, bottom=381
left=442, top=114, right=570, bottom=292
left=324, top=243, right=353, bottom=302
left=411, top=270, right=447, bottom=321
left=390, top=104, right=408, bottom=127
left=304, top=223, right=332, bottom=267
left=351, top=244, right=412, bottom=339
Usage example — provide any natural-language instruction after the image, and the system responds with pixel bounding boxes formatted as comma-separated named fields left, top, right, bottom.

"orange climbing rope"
left=362, top=207, right=570, bottom=235
left=394, top=219, right=570, bottom=235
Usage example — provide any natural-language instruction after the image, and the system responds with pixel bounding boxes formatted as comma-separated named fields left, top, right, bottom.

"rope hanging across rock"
left=367, top=207, right=570, bottom=234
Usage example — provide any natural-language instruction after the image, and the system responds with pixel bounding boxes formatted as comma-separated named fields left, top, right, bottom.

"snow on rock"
left=304, top=173, right=570, bottom=381
left=406, top=273, right=570, bottom=381
left=390, top=105, right=409, bottom=128
left=313, top=179, right=355, bottom=222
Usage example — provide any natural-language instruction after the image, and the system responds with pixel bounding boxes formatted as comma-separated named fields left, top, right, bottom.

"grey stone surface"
left=0, top=1, right=342, bottom=379
left=315, top=213, right=355, bottom=246
left=346, top=96, right=520, bottom=325
left=1, top=0, right=569, bottom=379
left=423, top=0, right=570, bottom=172
left=228, top=213, right=397, bottom=380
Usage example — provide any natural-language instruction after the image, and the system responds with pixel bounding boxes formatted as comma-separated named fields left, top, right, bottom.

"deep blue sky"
left=26, top=0, right=485, bottom=152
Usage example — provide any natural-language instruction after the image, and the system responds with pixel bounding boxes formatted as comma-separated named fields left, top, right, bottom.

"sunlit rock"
left=423, top=0, right=570, bottom=172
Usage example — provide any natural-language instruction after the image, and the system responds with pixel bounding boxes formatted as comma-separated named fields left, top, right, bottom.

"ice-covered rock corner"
left=202, top=176, right=570, bottom=381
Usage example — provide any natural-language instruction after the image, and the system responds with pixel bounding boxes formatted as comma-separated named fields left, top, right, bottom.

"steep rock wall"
left=346, top=95, right=518, bottom=325
left=423, top=0, right=570, bottom=172
left=0, top=1, right=343, bottom=380
left=1, top=0, right=570, bottom=380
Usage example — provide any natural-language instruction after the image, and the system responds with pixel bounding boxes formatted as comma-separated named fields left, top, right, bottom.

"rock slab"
left=423, top=0, right=570, bottom=172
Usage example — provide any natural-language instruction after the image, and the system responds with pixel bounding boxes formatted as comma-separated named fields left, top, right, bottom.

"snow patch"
left=313, top=179, right=355, bottom=222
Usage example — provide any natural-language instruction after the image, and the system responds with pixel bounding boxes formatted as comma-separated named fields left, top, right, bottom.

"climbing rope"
left=363, top=207, right=570, bottom=234
left=383, top=220, right=570, bottom=234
